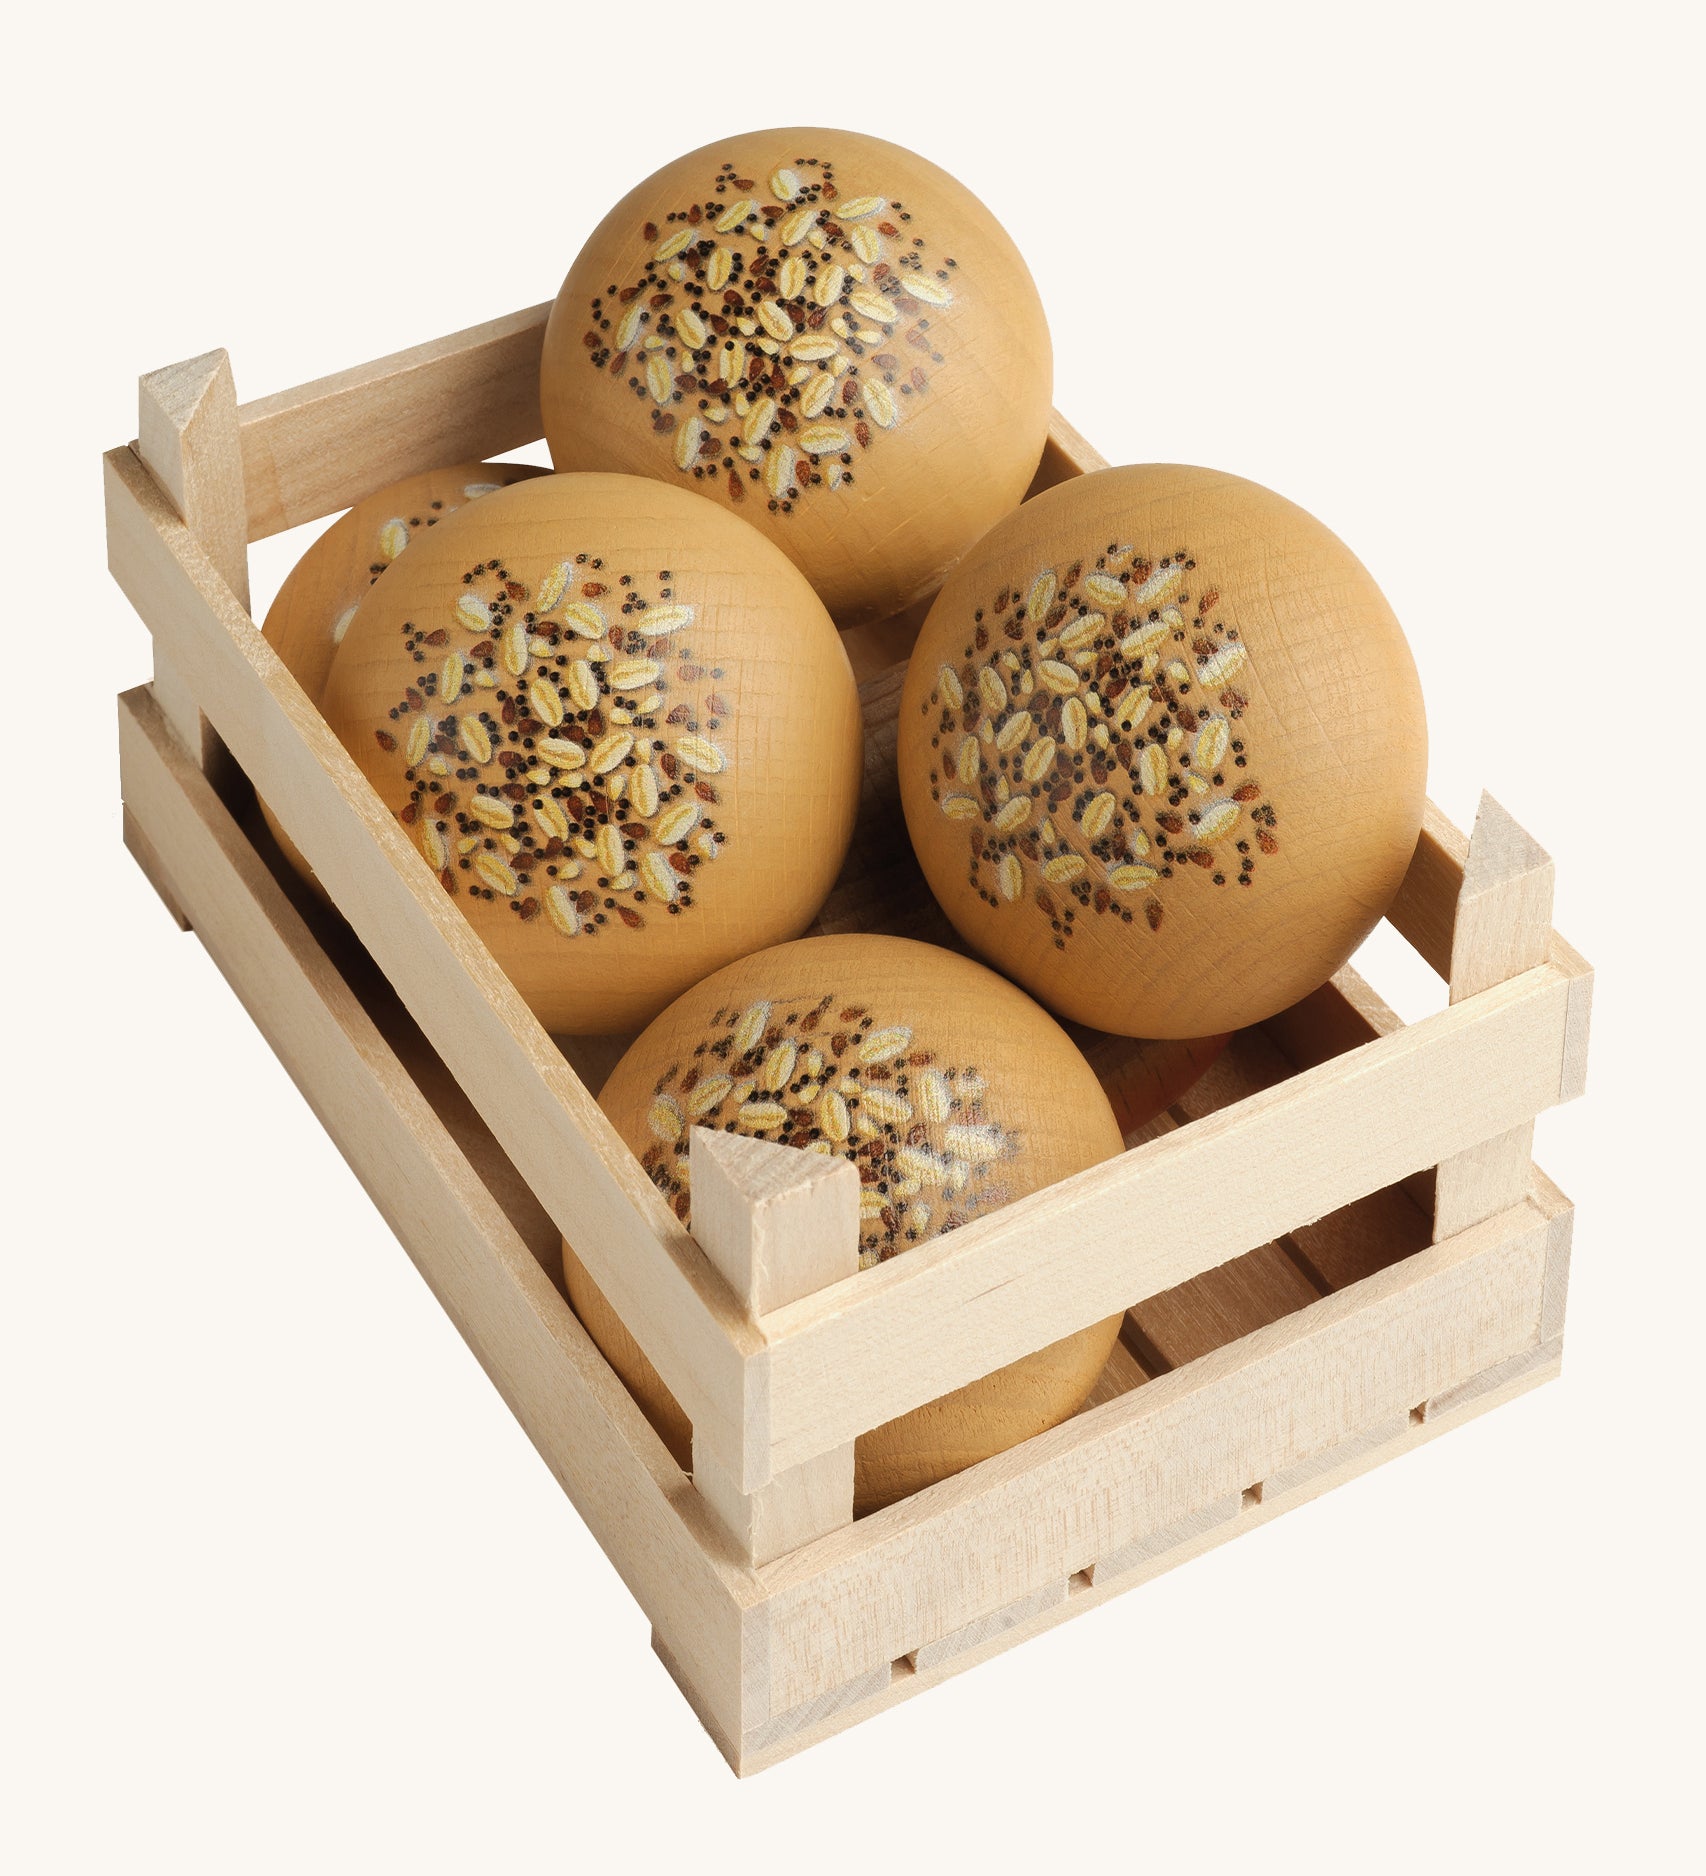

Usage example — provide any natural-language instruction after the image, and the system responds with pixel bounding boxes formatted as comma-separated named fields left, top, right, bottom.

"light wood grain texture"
left=1386, top=799, right=1471, bottom=977
left=1554, top=930, right=1595, bottom=1103
left=121, top=802, right=191, bottom=931
left=752, top=1196, right=1552, bottom=1719
left=1162, top=1014, right=1433, bottom=1294
left=108, top=434, right=1585, bottom=1495
left=1448, top=794, right=1557, bottom=999
left=1092, top=1492, right=1242, bottom=1584
left=116, top=683, right=758, bottom=1731
left=753, top=956, right=1579, bottom=1478
left=1533, top=1164, right=1575, bottom=1347
left=907, top=1577, right=1066, bottom=1672
left=105, top=444, right=763, bottom=1481
left=237, top=305, right=550, bottom=540
left=689, top=1131, right=860, bottom=1568
left=1434, top=794, right=1555, bottom=1240
left=138, top=350, right=250, bottom=773
left=106, top=307, right=1591, bottom=1773
left=110, top=645, right=1578, bottom=1774
left=1126, top=1240, right=1325, bottom=1374
left=734, top=1336, right=1562, bottom=1773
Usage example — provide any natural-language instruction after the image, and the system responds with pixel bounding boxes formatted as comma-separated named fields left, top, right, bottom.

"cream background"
left=3, top=3, right=1697, bottom=1870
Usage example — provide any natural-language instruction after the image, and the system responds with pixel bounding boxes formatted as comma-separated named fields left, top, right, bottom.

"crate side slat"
left=139, top=349, right=253, bottom=780
left=751, top=1199, right=1551, bottom=1716
left=105, top=446, right=762, bottom=1479
left=116, top=684, right=755, bottom=1729
left=754, top=961, right=1576, bottom=1478
left=737, top=1332, right=1562, bottom=1772
left=236, top=305, right=552, bottom=541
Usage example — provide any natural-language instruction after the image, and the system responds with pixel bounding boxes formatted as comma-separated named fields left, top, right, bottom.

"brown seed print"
left=641, top=995, right=1019, bottom=1264
left=584, top=155, right=959, bottom=516
left=379, top=554, right=731, bottom=939
left=920, top=547, right=1279, bottom=948
left=346, top=479, right=512, bottom=644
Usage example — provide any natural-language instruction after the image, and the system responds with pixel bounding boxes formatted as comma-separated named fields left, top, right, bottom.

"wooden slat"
left=105, top=444, right=762, bottom=1480
left=1386, top=800, right=1471, bottom=977
left=736, top=1335, right=1562, bottom=1774
left=1553, top=931, right=1594, bottom=1103
left=236, top=305, right=551, bottom=540
left=753, top=1197, right=1551, bottom=1718
left=1434, top=795, right=1555, bottom=1241
left=116, top=683, right=755, bottom=1732
left=753, top=958, right=1578, bottom=1479
left=1447, top=795, right=1556, bottom=1000
left=138, top=349, right=249, bottom=772
left=1532, top=1164, right=1574, bottom=1345
left=689, top=1131, right=860, bottom=1572
left=139, top=351, right=252, bottom=609
left=122, top=804, right=191, bottom=931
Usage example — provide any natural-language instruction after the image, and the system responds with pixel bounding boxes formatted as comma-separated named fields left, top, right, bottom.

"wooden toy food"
left=539, top=127, right=1053, bottom=629
left=564, top=932, right=1126, bottom=1511
left=320, top=472, right=863, bottom=1035
left=258, top=459, right=543, bottom=888
left=899, top=463, right=1428, bottom=1039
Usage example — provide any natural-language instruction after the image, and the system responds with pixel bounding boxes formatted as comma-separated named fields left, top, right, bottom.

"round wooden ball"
left=539, top=127, right=1053, bottom=629
left=320, top=472, right=863, bottom=1036
left=564, top=933, right=1126, bottom=1513
left=258, top=460, right=545, bottom=892
left=898, top=464, right=1428, bottom=1039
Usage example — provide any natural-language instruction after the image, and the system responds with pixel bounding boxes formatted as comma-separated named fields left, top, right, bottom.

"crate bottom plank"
left=722, top=1338, right=1561, bottom=1775
left=116, top=674, right=1573, bottom=1776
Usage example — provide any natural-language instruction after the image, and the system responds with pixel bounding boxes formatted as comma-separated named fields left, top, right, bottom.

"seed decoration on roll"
left=582, top=154, right=955, bottom=514
left=376, top=550, right=731, bottom=937
left=636, top=990, right=1019, bottom=1260
left=917, top=546, right=1279, bottom=947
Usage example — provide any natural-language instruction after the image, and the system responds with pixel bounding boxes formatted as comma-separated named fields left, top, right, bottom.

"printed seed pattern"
left=333, top=479, right=510, bottom=649
left=583, top=157, right=957, bottom=513
left=639, top=995, right=1018, bottom=1265
left=376, top=553, right=730, bottom=937
left=919, top=547, right=1279, bottom=947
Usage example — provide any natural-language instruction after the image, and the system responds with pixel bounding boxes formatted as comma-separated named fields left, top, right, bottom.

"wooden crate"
left=105, top=310, right=1592, bottom=1775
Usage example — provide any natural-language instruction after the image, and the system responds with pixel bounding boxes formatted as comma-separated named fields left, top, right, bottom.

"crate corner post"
left=686, top=1127, right=860, bottom=1567
left=1432, top=792, right=1556, bottom=1242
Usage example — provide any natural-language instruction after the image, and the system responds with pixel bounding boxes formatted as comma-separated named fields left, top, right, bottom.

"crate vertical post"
left=130, top=351, right=251, bottom=926
left=1433, top=792, right=1556, bottom=1239
left=686, top=1129, right=861, bottom=1566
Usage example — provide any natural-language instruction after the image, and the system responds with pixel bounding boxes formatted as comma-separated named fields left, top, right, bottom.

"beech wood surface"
left=108, top=313, right=1590, bottom=1771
